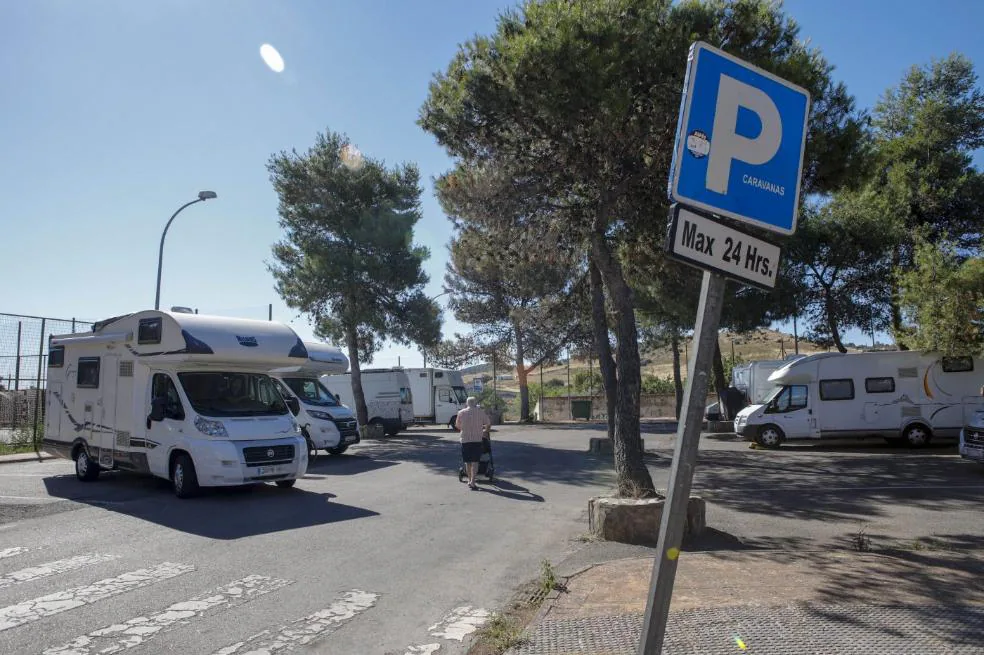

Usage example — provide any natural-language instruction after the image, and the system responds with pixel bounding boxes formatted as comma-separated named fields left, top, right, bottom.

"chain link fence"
left=0, top=312, right=92, bottom=450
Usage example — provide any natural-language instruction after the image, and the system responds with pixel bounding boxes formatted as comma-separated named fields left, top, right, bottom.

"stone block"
left=588, top=495, right=706, bottom=546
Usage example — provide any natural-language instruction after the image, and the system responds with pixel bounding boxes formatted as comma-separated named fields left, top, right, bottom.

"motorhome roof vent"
left=898, top=367, right=918, bottom=378
left=171, top=306, right=195, bottom=314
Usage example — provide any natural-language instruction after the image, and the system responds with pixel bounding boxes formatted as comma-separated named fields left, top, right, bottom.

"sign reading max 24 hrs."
left=669, top=41, right=811, bottom=235
left=668, top=205, right=780, bottom=290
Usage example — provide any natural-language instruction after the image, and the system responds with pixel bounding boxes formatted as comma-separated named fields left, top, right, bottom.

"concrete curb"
left=0, top=451, right=55, bottom=465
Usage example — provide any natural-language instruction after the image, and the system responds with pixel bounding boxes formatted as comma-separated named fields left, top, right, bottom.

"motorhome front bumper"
left=195, top=437, right=307, bottom=485
left=960, top=428, right=984, bottom=463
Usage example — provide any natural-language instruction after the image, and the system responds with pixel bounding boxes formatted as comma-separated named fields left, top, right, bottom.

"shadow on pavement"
left=479, top=478, right=545, bottom=502
left=42, top=473, right=378, bottom=539
left=306, top=454, right=399, bottom=476
left=354, top=430, right=615, bottom=489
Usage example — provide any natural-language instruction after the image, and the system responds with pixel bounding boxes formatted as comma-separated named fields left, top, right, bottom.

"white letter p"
left=706, top=74, right=781, bottom=195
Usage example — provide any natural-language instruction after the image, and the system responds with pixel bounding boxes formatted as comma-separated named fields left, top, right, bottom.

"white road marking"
left=0, top=553, right=117, bottom=589
left=43, top=575, right=292, bottom=655
left=0, top=562, right=194, bottom=632
left=0, top=547, right=30, bottom=561
left=404, top=644, right=441, bottom=654
left=428, top=606, right=490, bottom=641
left=209, top=589, right=379, bottom=654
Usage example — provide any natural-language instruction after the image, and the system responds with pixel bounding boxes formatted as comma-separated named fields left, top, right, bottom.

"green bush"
left=642, top=375, right=675, bottom=394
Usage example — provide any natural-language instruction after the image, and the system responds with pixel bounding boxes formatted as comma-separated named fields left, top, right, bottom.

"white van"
left=321, top=368, right=413, bottom=436
left=406, top=367, right=468, bottom=427
left=270, top=342, right=361, bottom=455
left=43, top=310, right=308, bottom=498
left=734, top=351, right=984, bottom=448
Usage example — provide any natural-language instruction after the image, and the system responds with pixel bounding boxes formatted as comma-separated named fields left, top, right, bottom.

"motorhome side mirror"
left=285, top=396, right=300, bottom=416
left=149, top=397, right=166, bottom=423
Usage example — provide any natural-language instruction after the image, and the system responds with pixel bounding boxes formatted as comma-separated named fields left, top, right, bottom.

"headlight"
left=308, top=410, right=334, bottom=421
left=195, top=416, right=228, bottom=437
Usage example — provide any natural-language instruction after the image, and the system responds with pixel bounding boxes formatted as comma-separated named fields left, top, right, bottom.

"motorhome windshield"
left=282, top=377, right=340, bottom=407
left=762, top=385, right=785, bottom=405
left=452, top=386, right=468, bottom=403
left=178, top=372, right=288, bottom=417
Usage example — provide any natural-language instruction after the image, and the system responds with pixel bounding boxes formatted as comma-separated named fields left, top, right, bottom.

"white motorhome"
left=43, top=310, right=309, bottom=497
left=406, top=367, right=467, bottom=427
left=321, top=368, right=413, bottom=436
left=269, top=342, right=361, bottom=455
left=735, top=351, right=984, bottom=448
left=732, top=357, right=804, bottom=405
left=959, top=389, right=984, bottom=465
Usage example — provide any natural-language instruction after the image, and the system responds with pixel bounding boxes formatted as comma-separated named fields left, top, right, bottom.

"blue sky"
left=1, top=0, right=981, bottom=368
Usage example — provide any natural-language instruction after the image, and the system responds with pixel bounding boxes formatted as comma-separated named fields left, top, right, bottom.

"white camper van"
left=959, top=387, right=984, bottom=465
left=406, top=367, right=467, bottom=427
left=43, top=310, right=308, bottom=498
left=269, top=342, right=361, bottom=455
left=321, top=368, right=413, bottom=436
left=735, top=351, right=984, bottom=448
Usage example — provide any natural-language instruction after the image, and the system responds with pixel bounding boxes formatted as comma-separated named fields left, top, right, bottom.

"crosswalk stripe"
left=0, top=547, right=30, bottom=561
left=0, top=554, right=117, bottom=590
left=42, top=574, right=292, bottom=655
left=210, top=589, right=379, bottom=654
left=404, top=644, right=441, bottom=654
left=428, top=606, right=490, bottom=641
left=0, top=562, right=195, bottom=632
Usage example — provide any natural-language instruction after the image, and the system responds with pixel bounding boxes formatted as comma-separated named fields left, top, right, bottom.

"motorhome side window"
left=820, top=379, right=854, bottom=401
left=438, top=388, right=452, bottom=402
left=942, top=356, right=974, bottom=373
left=137, top=318, right=163, bottom=345
left=400, top=387, right=412, bottom=404
left=152, top=373, right=185, bottom=420
left=865, top=377, right=895, bottom=394
left=77, top=357, right=100, bottom=388
left=48, top=346, right=65, bottom=368
left=772, top=385, right=807, bottom=412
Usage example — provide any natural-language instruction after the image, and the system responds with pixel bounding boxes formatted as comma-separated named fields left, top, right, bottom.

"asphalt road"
left=0, top=426, right=615, bottom=655
left=1, top=424, right=982, bottom=654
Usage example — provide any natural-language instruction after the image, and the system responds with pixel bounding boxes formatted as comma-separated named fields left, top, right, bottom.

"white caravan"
left=43, top=310, right=308, bottom=497
left=320, top=368, right=413, bottom=436
left=735, top=351, right=984, bottom=448
left=269, top=342, right=361, bottom=455
left=406, top=367, right=467, bottom=427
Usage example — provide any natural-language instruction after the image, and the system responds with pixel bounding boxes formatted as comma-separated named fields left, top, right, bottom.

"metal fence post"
left=15, top=321, right=22, bottom=391
left=32, top=318, right=46, bottom=452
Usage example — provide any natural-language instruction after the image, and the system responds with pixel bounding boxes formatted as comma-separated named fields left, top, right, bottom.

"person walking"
left=456, top=396, right=490, bottom=490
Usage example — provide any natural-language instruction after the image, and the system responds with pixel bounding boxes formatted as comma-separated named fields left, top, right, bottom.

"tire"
left=384, top=425, right=400, bottom=437
left=755, top=424, right=784, bottom=449
left=903, top=424, right=931, bottom=448
left=458, top=468, right=466, bottom=483
left=171, top=453, right=200, bottom=499
left=75, top=447, right=100, bottom=482
left=448, top=416, right=457, bottom=430
left=275, top=479, right=297, bottom=489
left=369, top=417, right=385, bottom=437
left=328, top=444, right=349, bottom=456
left=486, top=466, right=495, bottom=481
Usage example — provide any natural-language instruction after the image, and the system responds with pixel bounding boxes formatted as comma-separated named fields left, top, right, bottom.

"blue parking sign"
left=669, top=42, right=811, bottom=235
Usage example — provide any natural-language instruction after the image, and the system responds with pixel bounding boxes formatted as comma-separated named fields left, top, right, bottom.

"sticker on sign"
left=666, top=204, right=781, bottom=290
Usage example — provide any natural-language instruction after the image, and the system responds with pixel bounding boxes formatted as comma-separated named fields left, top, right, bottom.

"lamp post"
left=154, top=191, right=218, bottom=310
left=421, top=290, right=450, bottom=368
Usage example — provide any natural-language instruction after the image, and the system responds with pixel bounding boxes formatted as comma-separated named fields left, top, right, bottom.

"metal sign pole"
left=638, top=269, right=726, bottom=654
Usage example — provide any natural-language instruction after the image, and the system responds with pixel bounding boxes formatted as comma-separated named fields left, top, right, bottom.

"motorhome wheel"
left=171, top=453, right=200, bottom=499
left=275, top=479, right=297, bottom=488
left=75, top=448, right=100, bottom=482
left=756, top=425, right=784, bottom=449
left=903, top=424, right=931, bottom=448
left=328, top=444, right=349, bottom=456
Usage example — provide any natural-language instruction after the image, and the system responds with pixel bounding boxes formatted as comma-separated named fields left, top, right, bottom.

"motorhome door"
left=98, top=355, right=120, bottom=469
left=769, top=384, right=813, bottom=439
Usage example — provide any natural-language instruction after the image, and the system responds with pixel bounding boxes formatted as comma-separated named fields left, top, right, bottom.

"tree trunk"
left=889, top=249, right=909, bottom=350
left=671, top=330, right=684, bottom=420
left=712, top=341, right=727, bottom=419
left=346, top=327, right=369, bottom=426
left=590, top=261, right=617, bottom=441
left=823, top=289, right=848, bottom=354
left=590, top=232, right=655, bottom=497
left=514, top=321, right=530, bottom=421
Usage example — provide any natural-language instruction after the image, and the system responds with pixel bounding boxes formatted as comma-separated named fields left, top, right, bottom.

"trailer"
left=735, top=350, right=984, bottom=448
left=269, top=341, right=360, bottom=455
left=43, top=310, right=309, bottom=497
left=320, top=368, right=413, bottom=436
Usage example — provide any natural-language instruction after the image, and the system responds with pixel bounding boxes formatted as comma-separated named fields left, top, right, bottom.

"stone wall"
left=534, top=394, right=676, bottom=422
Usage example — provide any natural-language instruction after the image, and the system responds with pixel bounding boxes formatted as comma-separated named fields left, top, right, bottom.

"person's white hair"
left=466, top=396, right=478, bottom=407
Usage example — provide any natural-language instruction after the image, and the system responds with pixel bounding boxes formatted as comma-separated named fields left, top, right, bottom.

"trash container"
left=571, top=399, right=592, bottom=420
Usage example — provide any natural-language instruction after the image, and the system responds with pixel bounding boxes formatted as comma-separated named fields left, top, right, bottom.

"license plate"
left=344, top=435, right=358, bottom=443
left=257, top=465, right=283, bottom=476
left=964, top=445, right=984, bottom=460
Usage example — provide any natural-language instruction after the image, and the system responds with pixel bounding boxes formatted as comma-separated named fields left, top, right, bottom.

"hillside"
left=462, top=328, right=881, bottom=392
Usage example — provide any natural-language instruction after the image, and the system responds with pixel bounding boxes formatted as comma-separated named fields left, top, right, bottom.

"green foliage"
left=723, top=352, right=747, bottom=384
left=898, top=238, right=984, bottom=355
left=642, top=375, right=676, bottom=395
left=573, top=370, right=602, bottom=393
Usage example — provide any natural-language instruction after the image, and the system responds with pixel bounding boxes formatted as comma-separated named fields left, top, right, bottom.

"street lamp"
left=154, top=191, right=218, bottom=310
